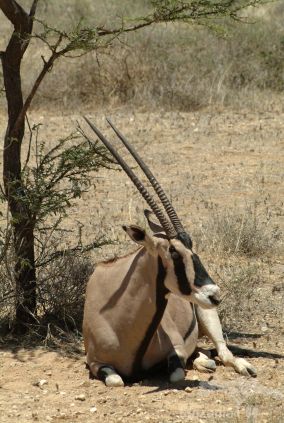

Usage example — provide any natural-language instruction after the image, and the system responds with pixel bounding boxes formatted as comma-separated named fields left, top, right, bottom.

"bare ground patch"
left=0, top=108, right=283, bottom=422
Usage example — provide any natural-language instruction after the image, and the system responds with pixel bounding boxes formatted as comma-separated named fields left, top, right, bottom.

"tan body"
left=83, top=231, right=256, bottom=386
left=83, top=247, right=198, bottom=380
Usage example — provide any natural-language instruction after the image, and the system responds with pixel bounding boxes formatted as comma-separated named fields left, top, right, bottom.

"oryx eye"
left=169, top=246, right=180, bottom=260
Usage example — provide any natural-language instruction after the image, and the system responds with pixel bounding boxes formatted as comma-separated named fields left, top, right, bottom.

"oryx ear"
left=144, top=209, right=164, bottom=234
left=122, top=225, right=146, bottom=243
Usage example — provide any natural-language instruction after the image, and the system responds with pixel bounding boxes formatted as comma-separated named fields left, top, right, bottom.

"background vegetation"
left=1, top=1, right=284, bottom=113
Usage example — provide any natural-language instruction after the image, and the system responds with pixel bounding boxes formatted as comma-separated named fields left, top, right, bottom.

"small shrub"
left=217, top=263, right=261, bottom=331
left=195, top=202, right=281, bottom=257
left=37, top=251, right=94, bottom=331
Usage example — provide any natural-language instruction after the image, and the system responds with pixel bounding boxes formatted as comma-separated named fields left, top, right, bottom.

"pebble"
left=75, top=394, right=86, bottom=401
left=33, top=379, right=48, bottom=388
left=90, top=406, right=97, bottom=413
left=185, top=387, right=192, bottom=393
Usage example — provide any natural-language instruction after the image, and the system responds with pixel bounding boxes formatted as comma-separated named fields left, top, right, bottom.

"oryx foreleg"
left=195, top=306, right=257, bottom=377
left=167, top=349, right=186, bottom=383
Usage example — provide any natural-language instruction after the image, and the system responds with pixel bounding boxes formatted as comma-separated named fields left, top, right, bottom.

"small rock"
left=75, top=394, right=86, bottom=401
left=90, top=406, right=97, bottom=413
left=191, top=375, right=199, bottom=381
left=185, top=387, right=192, bottom=393
left=39, top=379, right=48, bottom=387
left=33, top=379, right=48, bottom=389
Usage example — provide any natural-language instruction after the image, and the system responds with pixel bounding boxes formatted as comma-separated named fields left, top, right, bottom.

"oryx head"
left=84, top=117, right=221, bottom=309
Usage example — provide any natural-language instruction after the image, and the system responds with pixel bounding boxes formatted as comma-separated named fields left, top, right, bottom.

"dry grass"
left=0, top=231, right=94, bottom=337
left=191, top=197, right=282, bottom=331
left=216, top=262, right=262, bottom=331
left=194, top=201, right=281, bottom=258
left=1, top=2, right=284, bottom=112
left=37, top=252, right=93, bottom=330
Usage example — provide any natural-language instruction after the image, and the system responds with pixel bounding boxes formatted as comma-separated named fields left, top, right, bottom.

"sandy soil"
left=0, top=108, right=283, bottom=422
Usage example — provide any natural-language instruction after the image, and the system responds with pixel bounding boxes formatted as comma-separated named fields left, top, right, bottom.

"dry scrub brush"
left=195, top=201, right=281, bottom=258
left=7, top=2, right=283, bottom=112
left=192, top=200, right=282, bottom=331
left=0, top=124, right=113, bottom=337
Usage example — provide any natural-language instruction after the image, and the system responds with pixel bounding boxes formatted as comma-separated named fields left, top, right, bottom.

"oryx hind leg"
left=98, top=366, right=124, bottom=387
left=195, top=306, right=257, bottom=377
left=88, top=360, right=124, bottom=387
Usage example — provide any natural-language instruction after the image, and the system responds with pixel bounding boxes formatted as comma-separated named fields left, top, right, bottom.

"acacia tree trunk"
left=0, top=0, right=38, bottom=331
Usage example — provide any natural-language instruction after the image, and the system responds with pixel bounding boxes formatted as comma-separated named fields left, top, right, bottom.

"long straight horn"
left=106, top=117, right=186, bottom=235
left=84, top=117, right=177, bottom=238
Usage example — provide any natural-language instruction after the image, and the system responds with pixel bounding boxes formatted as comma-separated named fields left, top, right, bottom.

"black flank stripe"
left=184, top=303, right=197, bottom=341
left=131, top=256, right=169, bottom=379
left=173, top=256, right=192, bottom=295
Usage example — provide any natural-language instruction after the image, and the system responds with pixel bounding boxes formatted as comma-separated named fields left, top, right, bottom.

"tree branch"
left=29, top=0, right=38, bottom=18
left=0, top=0, right=28, bottom=29
left=13, top=50, right=59, bottom=134
left=97, top=19, right=155, bottom=36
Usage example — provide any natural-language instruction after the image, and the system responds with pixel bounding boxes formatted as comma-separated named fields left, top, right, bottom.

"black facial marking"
left=176, top=232, right=193, bottom=250
left=169, top=245, right=180, bottom=260
left=172, top=253, right=192, bottom=295
left=192, top=253, right=215, bottom=287
left=132, top=256, right=169, bottom=378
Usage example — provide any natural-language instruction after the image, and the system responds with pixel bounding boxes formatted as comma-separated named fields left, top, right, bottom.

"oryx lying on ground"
left=83, top=117, right=256, bottom=387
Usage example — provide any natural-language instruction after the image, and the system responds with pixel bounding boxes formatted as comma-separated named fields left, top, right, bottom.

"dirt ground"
left=0, top=108, right=283, bottom=422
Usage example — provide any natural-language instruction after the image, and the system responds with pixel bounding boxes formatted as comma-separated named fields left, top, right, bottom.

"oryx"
left=83, top=117, right=256, bottom=387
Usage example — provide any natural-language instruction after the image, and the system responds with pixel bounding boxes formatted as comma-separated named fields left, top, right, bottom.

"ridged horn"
left=106, top=117, right=186, bottom=235
left=83, top=117, right=177, bottom=238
